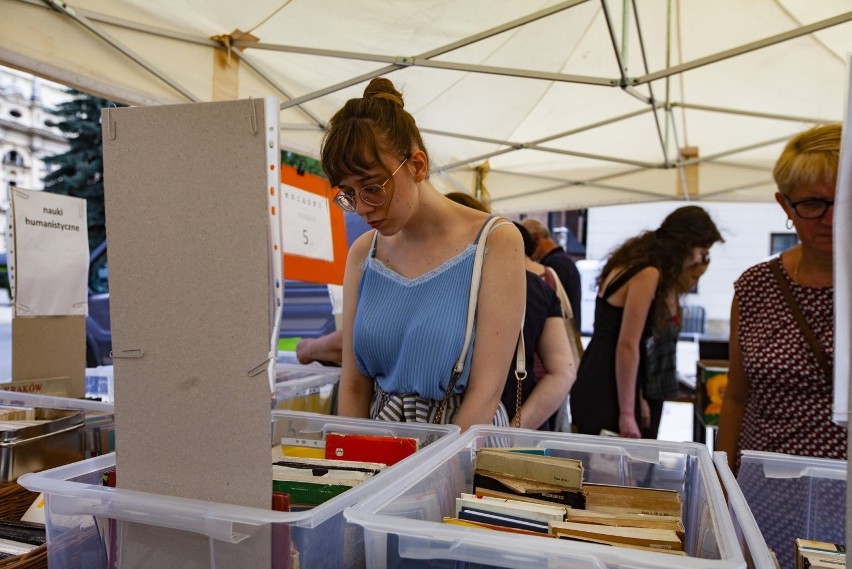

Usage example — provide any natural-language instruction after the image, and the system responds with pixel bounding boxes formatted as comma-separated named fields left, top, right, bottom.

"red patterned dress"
left=735, top=259, right=846, bottom=459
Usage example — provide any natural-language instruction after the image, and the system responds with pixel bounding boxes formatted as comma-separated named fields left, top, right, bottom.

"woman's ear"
left=409, top=149, right=429, bottom=182
left=774, top=192, right=792, bottom=217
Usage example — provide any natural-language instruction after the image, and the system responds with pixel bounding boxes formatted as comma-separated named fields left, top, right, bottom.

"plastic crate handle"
left=47, top=489, right=253, bottom=544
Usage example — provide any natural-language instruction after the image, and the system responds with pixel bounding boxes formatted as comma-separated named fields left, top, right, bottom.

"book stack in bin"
left=345, top=426, right=745, bottom=569
left=18, top=410, right=459, bottom=569
left=0, top=393, right=114, bottom=569
left=444, top=448, right=687, bottom=554
left=714, top=451, right=847, bottom=569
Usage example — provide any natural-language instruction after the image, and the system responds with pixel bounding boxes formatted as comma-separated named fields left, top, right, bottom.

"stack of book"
left=271, top=432, right=419, bottom=509
left=795, top=539, right=846, bottom=569
left=443, top=447, right=686, bottom=555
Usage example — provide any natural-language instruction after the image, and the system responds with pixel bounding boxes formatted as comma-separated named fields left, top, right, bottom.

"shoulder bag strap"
left=546, top=267, right=573, bottom=319
left=768, top=257, right=832, bottom=380
left=434, top=217, right=526, bottom=424
left=547, top=267, right=584, bottom=361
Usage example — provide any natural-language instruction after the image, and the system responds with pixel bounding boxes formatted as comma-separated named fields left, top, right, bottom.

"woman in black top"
left=570, top=206, right=722, bottom=438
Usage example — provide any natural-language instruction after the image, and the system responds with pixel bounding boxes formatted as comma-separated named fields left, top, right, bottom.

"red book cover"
left=271, top=492, right=291, bottom=569
left=324, top=433, right=418, bottom=466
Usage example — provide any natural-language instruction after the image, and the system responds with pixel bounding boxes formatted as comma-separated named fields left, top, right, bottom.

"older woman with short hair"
left=717, top=123, right=845, bottom=471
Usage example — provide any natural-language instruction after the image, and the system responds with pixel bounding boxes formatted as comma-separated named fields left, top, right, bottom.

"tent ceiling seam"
left=672, top=102, right=835, bottom=124
left=770, top=0, right=846, bottom=64
left=633, top=11, right=852, bottom=85
left=628, top=0, right=670, bottom=167
left=234, top=50, right=325, bottom=128
left=418, top=0, right=592, bottom=60
left=505, top=2, right=604, bottom=143
left=39, top=0, right=201, bottom=102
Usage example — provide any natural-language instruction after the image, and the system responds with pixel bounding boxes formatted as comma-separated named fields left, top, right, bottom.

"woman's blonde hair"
left=773, top=123, right=841, bottom=196
left=321, top=78, right=428, bottom=188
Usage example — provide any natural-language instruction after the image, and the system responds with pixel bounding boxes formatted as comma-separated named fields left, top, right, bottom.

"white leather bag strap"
left=434, top=217, right=525, bottom=425
left=453, top=217, right=525, bottom=377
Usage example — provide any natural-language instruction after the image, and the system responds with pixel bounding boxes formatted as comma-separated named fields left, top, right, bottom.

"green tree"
left=42, top=90, right=123, bottom=250
left=281, top=150, right=324, bottom=178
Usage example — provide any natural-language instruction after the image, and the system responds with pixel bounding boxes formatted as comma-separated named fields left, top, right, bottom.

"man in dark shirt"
left=521, top=218, right=582, bottom=326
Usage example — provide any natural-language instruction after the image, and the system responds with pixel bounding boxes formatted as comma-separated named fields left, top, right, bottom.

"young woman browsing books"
left=321, top=78, right=525, bottom=431
left=570, top=206, right=723, bottom=438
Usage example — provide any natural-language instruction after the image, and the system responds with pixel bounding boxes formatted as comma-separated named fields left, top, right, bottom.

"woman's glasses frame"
left=785, top=196, right=835, bottom=220
left=333, top=158, right=409, bottom=213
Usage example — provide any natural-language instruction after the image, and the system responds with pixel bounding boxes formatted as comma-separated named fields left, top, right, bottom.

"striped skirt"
left=369, top=381, right=509, bottom=426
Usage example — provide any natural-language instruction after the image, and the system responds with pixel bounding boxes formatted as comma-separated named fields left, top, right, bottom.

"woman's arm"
left=717, top=296, right=749, bottom=470
left=614, top=266, right=660, bottom=438
left=337, top=233, right=376, bottom=418
left=512, top=317, right=575, bottom=429
left=453, top=223, right=526, bottom=431
left=296, top=330, right=343, bottom=365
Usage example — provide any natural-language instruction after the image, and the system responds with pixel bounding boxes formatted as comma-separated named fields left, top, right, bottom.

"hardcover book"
left=475, top=449, right=583, bottom=491
left=549, top=521, right=684, bottom=551
left=324, top=433, right=418, bottom=466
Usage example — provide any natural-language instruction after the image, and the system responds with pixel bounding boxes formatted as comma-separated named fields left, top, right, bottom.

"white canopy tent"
left=1, top=0, right=850, bottom=212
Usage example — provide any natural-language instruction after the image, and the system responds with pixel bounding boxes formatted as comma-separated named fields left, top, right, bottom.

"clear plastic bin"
left=716, top=450, right=846, bottom=569
left=273, top=362, right=341, bottom=413
left=345, top=425, right=745, bottom=569
left=713, top=452, right=777, bottom=569
left=19, top=410, right=459, bottom=569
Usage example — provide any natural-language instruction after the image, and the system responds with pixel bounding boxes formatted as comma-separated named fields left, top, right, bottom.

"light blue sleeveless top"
left=353, top=228, right=486, bottom=400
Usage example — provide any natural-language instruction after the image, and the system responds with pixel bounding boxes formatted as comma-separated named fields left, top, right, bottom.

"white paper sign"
left=280, top=183, right=334, bottom=262
left=10, top=188, right=89, bottom=317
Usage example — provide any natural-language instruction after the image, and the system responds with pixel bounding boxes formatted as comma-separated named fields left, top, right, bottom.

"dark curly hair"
left=599, top=206, right=723, bottom=330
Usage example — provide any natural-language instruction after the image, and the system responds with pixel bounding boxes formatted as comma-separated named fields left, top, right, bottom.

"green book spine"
left=272, top=479, right=351, bottom=507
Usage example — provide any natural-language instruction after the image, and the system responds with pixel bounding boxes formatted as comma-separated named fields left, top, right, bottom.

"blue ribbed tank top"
left=353, top=232, right=481, bottom=401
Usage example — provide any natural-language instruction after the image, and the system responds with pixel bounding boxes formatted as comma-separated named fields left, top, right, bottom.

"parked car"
left=84, top=242, right=335, bottom=367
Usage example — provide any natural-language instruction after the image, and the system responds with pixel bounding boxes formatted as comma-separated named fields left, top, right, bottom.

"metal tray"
left=0, top=408, right=85, bottom=482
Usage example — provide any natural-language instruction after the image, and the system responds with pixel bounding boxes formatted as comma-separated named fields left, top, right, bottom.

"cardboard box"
left=696, top=359, right=729, bottom=426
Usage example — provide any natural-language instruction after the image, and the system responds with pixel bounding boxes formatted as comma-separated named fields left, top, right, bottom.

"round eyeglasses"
left=785, top=197, right=834, bottom=220
left=333, top=158, right=408, bottom=213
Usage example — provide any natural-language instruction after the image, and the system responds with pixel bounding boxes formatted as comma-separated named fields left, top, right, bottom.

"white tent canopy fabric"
left=2, top=0, right=850, bottom=212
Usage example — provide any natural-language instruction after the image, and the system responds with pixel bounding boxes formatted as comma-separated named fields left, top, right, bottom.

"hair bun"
left=363, top=77, right=404, bottom=108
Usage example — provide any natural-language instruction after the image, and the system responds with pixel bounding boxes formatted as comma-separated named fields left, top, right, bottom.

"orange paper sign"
left=280, top=165, right=347, bottom=285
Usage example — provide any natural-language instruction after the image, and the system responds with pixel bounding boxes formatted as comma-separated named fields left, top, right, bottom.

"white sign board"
left=280, top=183, right=334, bottom=261
left=9, top=188, right=89, bottom=317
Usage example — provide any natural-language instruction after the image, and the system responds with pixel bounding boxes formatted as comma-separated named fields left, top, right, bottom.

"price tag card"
left=279, top=165, right=348, bottom=285
left=281, top=183, right=334, bottom=262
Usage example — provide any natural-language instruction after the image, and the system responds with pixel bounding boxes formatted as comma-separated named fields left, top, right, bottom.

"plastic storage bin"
left=19, top=410, right=459, bottom=569
left=715, top=450, right=846, bottom=569
left=346, top=425, right=745, bottom=569
left=272, top=362, right=341, bottom=413
left=712, top=452, right=777, bottom=569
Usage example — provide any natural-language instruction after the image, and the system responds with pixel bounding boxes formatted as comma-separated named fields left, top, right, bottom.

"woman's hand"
left=619, top=412, right=641, bottom=438
left=640, top=397, right=651, bottom=429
